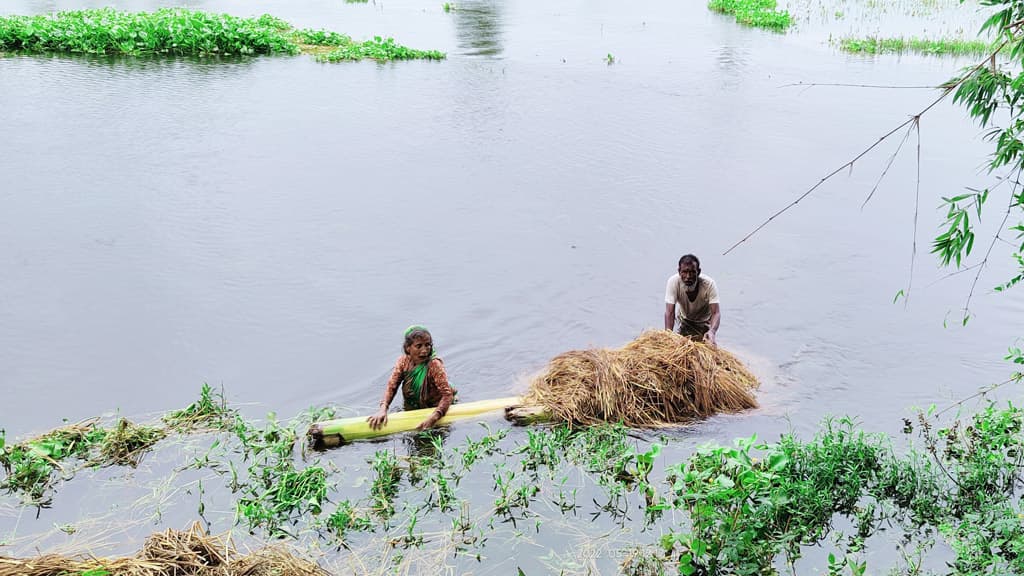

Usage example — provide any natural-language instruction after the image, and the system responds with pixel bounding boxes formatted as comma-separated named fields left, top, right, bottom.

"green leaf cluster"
left=707, top=0, right=793, bottom=32
left=0, top=9, right=445, bottom=62
left=0, top=8, right=300, bottom=56
left=316, top=36, right=446, bottom=62
left=937, top=0, right=1024, bottom=295
left=659, top=406, right=1024, bottom=574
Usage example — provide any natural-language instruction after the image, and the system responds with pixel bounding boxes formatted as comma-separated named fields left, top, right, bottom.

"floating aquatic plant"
left=0, top=8, right=446, bottom=62
left=708, top=0, right=793, bottom=32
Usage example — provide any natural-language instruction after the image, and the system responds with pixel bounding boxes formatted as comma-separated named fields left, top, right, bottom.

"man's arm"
left=704, top=303, right=721, bottom=346
left=664, top=303, right=676, bottom=331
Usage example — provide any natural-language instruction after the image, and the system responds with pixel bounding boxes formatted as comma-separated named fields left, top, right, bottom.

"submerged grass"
left=839, top=35, right=994, bottom=55
left=0, top=422, right=105, bottom=504
left=0, top=8, right=445, bottom=62
left=96, top=418, right=166, bottom=467
left=163, top=383, right=234, bottom=431
left=7, top=393, right=1024, bottom=574
left=708, top=0, right=794, bottom=32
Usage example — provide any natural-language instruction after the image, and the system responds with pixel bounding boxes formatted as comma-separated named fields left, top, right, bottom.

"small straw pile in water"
left=0, top=523, right=327, bottom=576
left=523, top=330, right=759, bottom=427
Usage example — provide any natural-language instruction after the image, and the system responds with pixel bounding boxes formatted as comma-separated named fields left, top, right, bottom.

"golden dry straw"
left=0, top=522, right=328, bottom=576
left=523, top=330, right=759, bottom=427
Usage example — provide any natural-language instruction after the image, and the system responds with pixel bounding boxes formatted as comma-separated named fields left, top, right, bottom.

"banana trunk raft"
left=307, top=397, right=524, bottom=448
left=307, top=330, right=760, bottom=448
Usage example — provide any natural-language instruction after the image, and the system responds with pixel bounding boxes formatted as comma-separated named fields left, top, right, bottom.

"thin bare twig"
left=962, top=166, right=1023, bottom=316
left=724, top=39, right=1010, bottom=256
left=924, top=262, right=984, bottom=288
left=862, top=120, right=916, bottom=209
left=933, top=375, right=1022, bottom=419
left=779, top=82, right=937, bottom=89
left=907, top=118, right=921, bottom=305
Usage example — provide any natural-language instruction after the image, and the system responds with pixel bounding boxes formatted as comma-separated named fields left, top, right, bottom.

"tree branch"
left=907, top=118, right=921, bottom=305
left=779, top=82, right=938, bottom=90
left=724, top=39, right=1011, bottom=256
left=962, top=166, right=1023, bottom=317
left=861, top=120, right=916, bottom=210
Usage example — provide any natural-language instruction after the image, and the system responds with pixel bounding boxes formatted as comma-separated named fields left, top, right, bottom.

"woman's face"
left=406, top=336, right=433, bottom=363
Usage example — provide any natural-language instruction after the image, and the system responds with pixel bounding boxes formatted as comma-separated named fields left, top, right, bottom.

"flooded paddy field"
left=2, top=0, right=1023, bottom=573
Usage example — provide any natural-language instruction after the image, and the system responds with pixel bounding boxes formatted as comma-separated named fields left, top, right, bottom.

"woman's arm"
left=368, top=357, right=405, bottom=430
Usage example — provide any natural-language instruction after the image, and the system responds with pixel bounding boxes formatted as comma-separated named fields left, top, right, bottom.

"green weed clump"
left=0, top=9, right=446, bottom=62
left=0, top=423, right=106, bottom=504
left=316, top=36, right=446, bottom=62
left=708, top=0, right=793, bottom=32
left=97, top=418, right=166, bottom=467
left=840, top=36, right=993, bottom=56
left=326, top=499, right=374, bottom=540
left=163, top=383, right=234, bottom=431
left=293, top=28, right=352, bottom=47
left=0, top=9, right=300, bottom=56
left=227, top=412, right=335, bottom=537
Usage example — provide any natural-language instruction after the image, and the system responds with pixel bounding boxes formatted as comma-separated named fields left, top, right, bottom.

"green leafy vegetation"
left=5, top=387, right=1024, bottom=574
left=0, top=422, right=105, bottom=504
left=163, top=383, right=234, bottom=431
left=0, top=8, right=445, bottom=62
left=707, top=0, right=793, bottom=32
left=840, top=36, right=993, bottom=55
left=0, top=9, right=299, bottom=56
left=315, top=36, right=446, bottom=62
left=97, top=418, right=166, bottom=467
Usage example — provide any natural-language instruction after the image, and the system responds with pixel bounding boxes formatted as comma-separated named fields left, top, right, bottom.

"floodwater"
left=1, top=0, right=1022, bottom=572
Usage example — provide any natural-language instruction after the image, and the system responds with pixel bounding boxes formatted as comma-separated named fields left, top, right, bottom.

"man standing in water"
left=664, top=254, right=720, bottom=347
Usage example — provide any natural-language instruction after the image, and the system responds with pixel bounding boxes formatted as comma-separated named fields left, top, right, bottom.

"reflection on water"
left=715, top=44, right=749, bottom=86
left=452, top=0, right=504, bottom=57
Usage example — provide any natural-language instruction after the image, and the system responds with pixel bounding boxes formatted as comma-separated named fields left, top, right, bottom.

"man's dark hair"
left=678, top=254, right=701, bottom=269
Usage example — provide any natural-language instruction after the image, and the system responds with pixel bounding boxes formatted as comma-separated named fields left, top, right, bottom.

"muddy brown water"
left=1, top=0, right=1022, bottom=572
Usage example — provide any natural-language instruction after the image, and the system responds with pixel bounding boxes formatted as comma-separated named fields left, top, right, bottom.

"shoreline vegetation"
left=0, top=8, right=446, bottom=62
left=708, top=0, right=794, bottom=32
left=838, top=36, right=994, bottom=56
left=3, top=384, right=1024, bottom=573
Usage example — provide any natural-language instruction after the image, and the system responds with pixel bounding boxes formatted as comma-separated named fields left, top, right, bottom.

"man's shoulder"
left=699, top=274, right=716, bottom=285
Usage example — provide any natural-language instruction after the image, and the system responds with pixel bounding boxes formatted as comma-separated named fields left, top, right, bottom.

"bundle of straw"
left=0, top=523, right=328, bottom=576
left=522, top=330, right=759, bottom=427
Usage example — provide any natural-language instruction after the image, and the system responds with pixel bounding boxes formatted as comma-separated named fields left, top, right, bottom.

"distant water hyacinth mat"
left=0, top=8, right=446, bottom=62
left=708, top=0, right=793, bottom=32
left=839, top=36, right=993, bottom=56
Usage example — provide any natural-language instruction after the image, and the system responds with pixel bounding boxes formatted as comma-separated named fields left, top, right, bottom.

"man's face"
left=678, top=262, right=699, bottom=290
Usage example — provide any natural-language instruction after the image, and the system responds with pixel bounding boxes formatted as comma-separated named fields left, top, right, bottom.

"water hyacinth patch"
left=316, top=36, right=447, bottom=62
left=0, top=8, right=445, bottom=62
left=708, top=0, right=793, bottom=32
left=0, top=9, right=299, bottom=56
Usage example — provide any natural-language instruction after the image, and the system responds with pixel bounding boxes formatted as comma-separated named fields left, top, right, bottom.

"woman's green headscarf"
left=404, top=325, right=435, bottom=409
